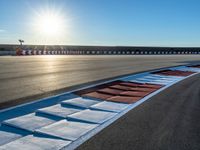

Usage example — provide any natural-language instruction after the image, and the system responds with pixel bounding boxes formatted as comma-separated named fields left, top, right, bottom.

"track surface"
left=77, top=73, right=200, bottom=150
left=1, top=55, right=200, bottom=109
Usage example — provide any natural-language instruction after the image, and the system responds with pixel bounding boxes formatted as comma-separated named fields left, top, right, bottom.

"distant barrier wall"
left=0, top=50, right=16, bottom=56
left=2, top=49, right=200, bottom=56
left=15, top=49, right=200, bottom=56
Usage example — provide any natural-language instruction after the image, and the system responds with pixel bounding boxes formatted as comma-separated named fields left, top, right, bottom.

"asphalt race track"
left=1, top=55, right=200, bottom=109
left=77, top=73, right=200, bottom=150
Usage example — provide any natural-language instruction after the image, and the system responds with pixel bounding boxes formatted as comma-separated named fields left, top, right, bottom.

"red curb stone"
left=98, top=88, right=125, bottom=95
left=152, top=70, right=195, bottom=77
left=74, top=80, right=122, bottom=95
left=120, top=91, right=150, bottom=97
left=119, top=82, right=142, bottom=87
left=83, top=92, right=113, bottom=100
left=130, top=87, right=156, bottom=92
left=120, top=82, right=163, bottom=89
left=107, top=96, right=142, bottom=104
left=110, top=85, right=133, bottom=91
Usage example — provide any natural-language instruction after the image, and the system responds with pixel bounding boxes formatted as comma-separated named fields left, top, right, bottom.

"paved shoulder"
left=77, top=74, right=200, bottom=150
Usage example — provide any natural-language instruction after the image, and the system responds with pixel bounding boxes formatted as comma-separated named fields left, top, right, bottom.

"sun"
left=30, top=7, right=71, bottom=44
left=33, top=10, right=66, bottom=37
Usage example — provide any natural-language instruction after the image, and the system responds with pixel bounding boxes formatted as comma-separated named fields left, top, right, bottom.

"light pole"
left=18, top=39, right=24, bottom=46
left=17, top=39, right=24, bottom=56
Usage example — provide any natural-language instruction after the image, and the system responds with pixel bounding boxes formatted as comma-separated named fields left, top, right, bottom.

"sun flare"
left=30, top=7, right=71, bottom=44
left=37, top=12, right=65, bottom=36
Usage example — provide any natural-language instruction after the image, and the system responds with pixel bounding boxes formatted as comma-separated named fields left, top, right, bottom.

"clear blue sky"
left=0, top=0, right=200, bottom=46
